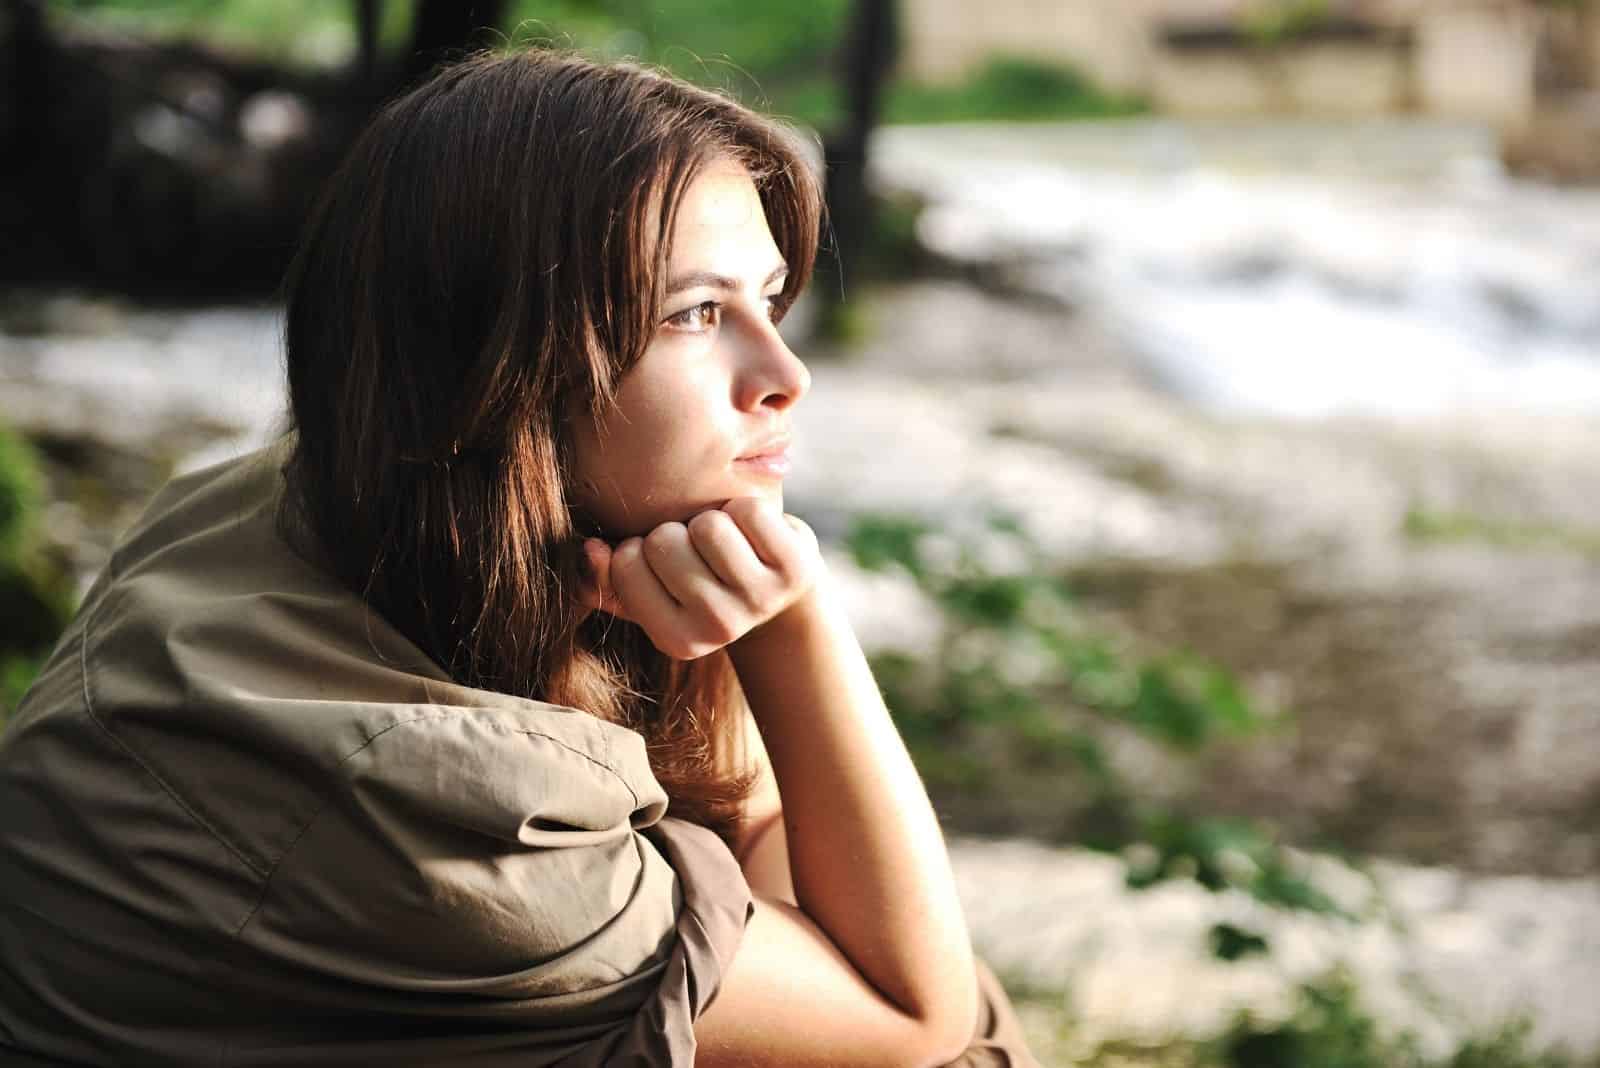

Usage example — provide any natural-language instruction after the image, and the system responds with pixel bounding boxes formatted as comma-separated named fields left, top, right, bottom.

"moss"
left=1403, top=507, right=1600, bottom=558
left=0, top=426, right=74, bottom=725
left=1241, top=0, right=1335, bottom=49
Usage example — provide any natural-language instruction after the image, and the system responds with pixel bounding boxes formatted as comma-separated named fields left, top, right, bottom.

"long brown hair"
left=278, top=49, right=822, bottom=848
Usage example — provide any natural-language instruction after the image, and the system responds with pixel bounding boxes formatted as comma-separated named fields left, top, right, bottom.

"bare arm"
left=579, top=505, right=978, bottom=1066
left=700, top=576, right=977, bottom=1061
left=727, top=700, right=795, bottom=905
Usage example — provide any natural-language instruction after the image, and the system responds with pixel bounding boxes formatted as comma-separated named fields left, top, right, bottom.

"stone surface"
left=947, top=833, right=1600, bottom=1060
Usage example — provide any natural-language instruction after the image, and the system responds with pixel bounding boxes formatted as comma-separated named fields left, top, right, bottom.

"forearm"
left=726, top=571, right=977, bottom=1038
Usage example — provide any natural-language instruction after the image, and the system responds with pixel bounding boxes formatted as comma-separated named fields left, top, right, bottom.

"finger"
left=609, top=536, right=690, bottom=645
left=687, top=508, right=769, bottom=594
left=578, top=543, right=629, bottom=624
left=640, top=522, right=723, bottom=604
left=723, top=498, right=809, bottom=581
left=642, top=521, right=761, bottom=635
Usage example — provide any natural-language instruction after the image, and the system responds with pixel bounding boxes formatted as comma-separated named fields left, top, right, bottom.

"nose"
left=735, top=318, right=811, bottom=412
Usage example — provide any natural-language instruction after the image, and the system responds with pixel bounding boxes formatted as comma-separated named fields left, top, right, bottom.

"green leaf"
left=937, top=573, right=1033, bottom=627
left=844, top=514, right=930, bottom=580
left=1210, top=922, right=1271, bottom=961
left=0, top=429, right=44, bottom=559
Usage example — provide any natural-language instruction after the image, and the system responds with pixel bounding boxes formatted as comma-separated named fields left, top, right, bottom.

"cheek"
left=575, top=403, right=705, bottom=532
left=615, top=364, right=721, bottom=472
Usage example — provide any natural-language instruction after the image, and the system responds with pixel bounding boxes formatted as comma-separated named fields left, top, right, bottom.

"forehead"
left=666, top=160, right=780, bottom=264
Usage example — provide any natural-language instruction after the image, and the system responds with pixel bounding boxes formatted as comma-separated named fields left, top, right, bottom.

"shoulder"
left=1, top=441, right=754, bottom=1064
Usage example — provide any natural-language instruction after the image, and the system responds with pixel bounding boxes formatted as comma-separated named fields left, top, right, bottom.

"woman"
left=0, top=49, right=1039, bottom=1066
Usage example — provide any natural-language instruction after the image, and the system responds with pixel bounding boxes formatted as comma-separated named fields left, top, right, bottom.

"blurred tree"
left=7, top=1, right=879, bottom=298
left=4, top=0, right=526, bottom=295
left=404, top=0, right=508, bottom=87
left=816, top=0, right=897, bottom=336
left=355, top=0, right=379, bottom=88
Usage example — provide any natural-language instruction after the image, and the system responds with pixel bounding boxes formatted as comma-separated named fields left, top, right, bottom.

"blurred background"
left=3, top=1, right=1599, bottom=1064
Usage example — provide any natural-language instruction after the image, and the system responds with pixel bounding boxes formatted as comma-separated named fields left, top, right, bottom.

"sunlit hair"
left=279, top=48, right=822, bottom=847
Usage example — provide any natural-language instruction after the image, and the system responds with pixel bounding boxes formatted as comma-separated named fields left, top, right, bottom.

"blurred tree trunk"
left=2, top=0, right=49, bottom=181
left=817, top=0, right=898, bottom=336
left=355, top=0, right=380, bottom=91
left=405, top=0, right=509, bottom=88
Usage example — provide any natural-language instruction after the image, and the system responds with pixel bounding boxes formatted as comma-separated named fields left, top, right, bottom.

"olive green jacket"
left=0, top=440, right=750, bottom=1066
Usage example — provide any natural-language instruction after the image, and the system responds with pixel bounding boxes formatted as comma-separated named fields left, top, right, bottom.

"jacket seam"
left=79, top=575, right=270, bottom=882
left=233, top=712, right=643, bottom=936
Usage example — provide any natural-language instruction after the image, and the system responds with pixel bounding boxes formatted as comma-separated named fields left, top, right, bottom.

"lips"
left=735, top=435, right=791, bottom=461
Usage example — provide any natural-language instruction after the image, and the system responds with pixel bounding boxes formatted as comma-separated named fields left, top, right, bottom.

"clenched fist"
left=576, top=497, right=823, bottom=661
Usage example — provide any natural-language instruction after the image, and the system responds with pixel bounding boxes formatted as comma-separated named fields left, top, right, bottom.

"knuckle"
left=688, top=509, right=730, bottom=541
left=680, top=587, right=718, bottom=618
left=734, top=583, right=766, bottom=615
left=767, top=544, right=801, bottom=580
left=644, top=523, right=686, bottom=554
left=612, top=540, right=644, bottom=571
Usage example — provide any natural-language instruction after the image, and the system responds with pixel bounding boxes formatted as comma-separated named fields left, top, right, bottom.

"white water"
left=0, top=301, right=288, bottom=474
left=873, top=119, right=1600, bottom=420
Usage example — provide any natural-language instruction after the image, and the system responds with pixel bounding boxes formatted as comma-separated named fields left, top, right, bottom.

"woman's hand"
left=576, top=497, right=823, bottom=661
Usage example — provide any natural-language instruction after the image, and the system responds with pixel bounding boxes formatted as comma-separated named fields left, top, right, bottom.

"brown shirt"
left=0, top=440, right=752, bottom=1065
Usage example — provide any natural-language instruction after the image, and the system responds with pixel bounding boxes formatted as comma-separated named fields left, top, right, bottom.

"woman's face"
left=570, top=158, right=810, bottom=540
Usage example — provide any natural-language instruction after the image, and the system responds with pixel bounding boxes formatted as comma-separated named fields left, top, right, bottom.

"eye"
left=665, top=300, right=720, bottom=332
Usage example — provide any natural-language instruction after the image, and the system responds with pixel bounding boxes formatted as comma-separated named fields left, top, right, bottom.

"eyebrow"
left=663, top=262, right=789, bottom=298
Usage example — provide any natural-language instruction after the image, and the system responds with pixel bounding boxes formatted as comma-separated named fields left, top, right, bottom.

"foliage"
left=1128, top=812, right=1347, bottom=918
left=0, top=428, right=74, bottom=727
left=1215, top=970, right=1422, bottom=1068
left=507, top=0, right=854, bottom=88
left=1210, top=922, right=1270, bottom=962
left=519, top=14, right=1146, bottom=129
left=1446, top=1021, right=1590, bottom=1068
left=883, top=56, right=1147, bottom=125
left=0, top=428, right=43, bottom=561
left=46, top=2, right=1144, bottom=131
left=844, top=510, right=1341, bottom=932
left=1241, top=0, right=1334, bottom=48
left=44, top=0, right=415, bottom=63
left=1404, top=507, right=1600, bottom=558
left=1207, top=969, right=1591, bottom=1068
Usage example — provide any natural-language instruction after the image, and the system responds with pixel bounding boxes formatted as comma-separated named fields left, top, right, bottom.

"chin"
left=731, top=482, right=783, bottom=508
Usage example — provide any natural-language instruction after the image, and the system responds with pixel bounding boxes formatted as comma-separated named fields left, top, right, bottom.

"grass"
left=44, top=0, right=414, bottom=63
left=882, top=57, right=1147, bottom=125
left=1003, top=967, right=1595, bottom=1068
left=1403, top=507, right=1600, bottom=558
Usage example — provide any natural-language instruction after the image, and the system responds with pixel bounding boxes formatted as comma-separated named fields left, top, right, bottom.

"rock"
left=1503, top=93, right=1600, bottom=185
left=947, top=834, right=1600, bottom=1060
left=239, top=89, right=312, bottom=151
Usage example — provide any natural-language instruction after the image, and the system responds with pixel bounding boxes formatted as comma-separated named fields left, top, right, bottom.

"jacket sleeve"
left=232, top=709, right=753, bottom=1067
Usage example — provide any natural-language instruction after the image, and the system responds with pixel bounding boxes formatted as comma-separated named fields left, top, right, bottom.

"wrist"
left=733, top=580, right=830, bottom=657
